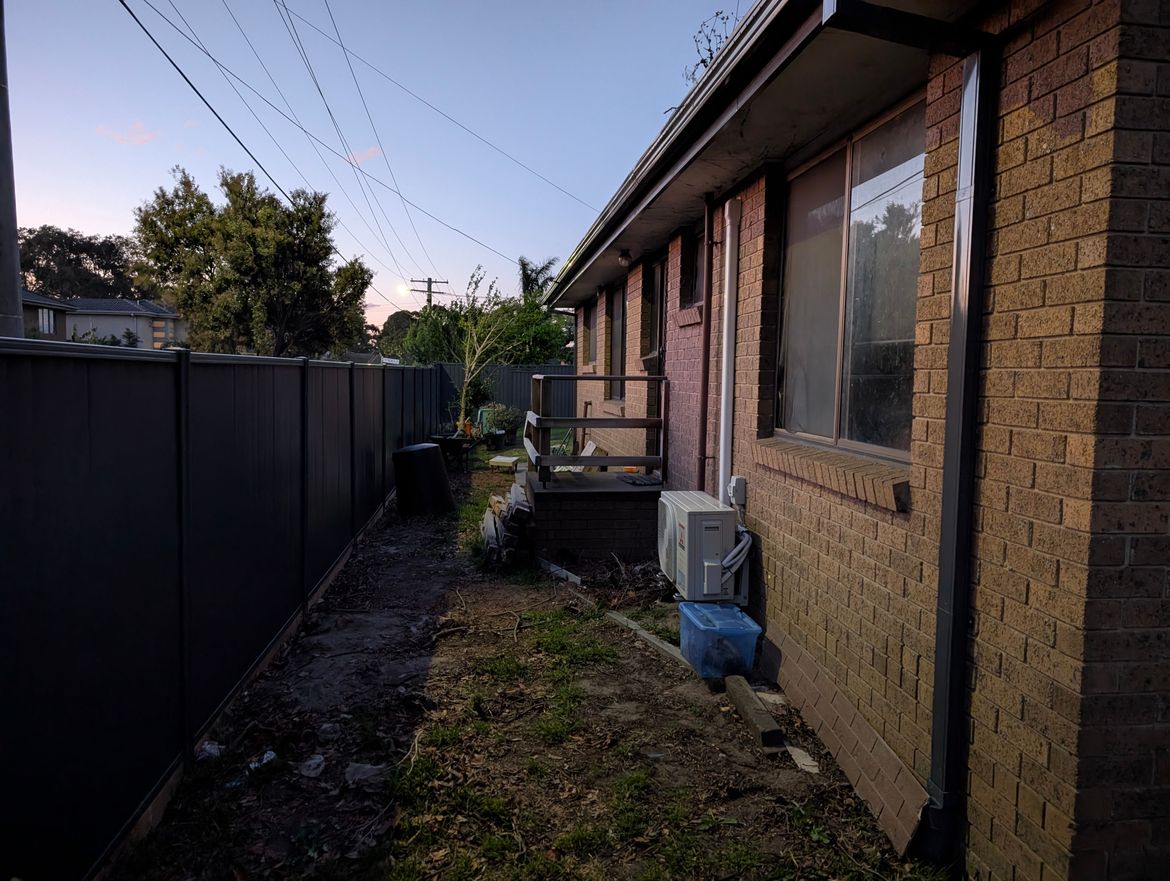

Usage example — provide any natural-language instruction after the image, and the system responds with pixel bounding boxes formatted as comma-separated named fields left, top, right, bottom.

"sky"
left=8, top=0, right=735, bottom=328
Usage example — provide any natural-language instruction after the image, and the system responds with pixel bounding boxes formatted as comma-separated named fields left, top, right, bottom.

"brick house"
left=545, top=1, right=1170, bottom=878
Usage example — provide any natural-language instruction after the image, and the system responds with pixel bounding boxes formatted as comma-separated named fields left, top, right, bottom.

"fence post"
left=380, top=363, right=387, bottom=505
left=175, top=348, right=194, bottom=763
left=299, top=357, right=310, bottom=611
left=349, top=362, right=357, bottom=537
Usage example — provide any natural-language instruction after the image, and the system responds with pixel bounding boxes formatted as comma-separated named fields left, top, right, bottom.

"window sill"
left=602, top=400, right=626, bottom=416
left=639, top=350, right=661, bottom=369
left=675, top=305, right=703, bottom=327
left=751, top=436, right=910, bottom=513
left=580, top=363, right=596, bottom=375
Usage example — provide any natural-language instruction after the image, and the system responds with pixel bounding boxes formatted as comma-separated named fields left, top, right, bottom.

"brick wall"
left=1068, top=3, right=1170, bottom=879
left=567, top=1, right=1164, bottom=876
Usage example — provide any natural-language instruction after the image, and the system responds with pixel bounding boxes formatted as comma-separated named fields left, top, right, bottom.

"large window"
left=607, top=282, right=627, bottom=400
left=680, top=231, right=703, bottom=309
left=584, top=297, right=598, bottom=364
left=778, top=100, right=925, bottom=457
left=643, top=257, right=665, bottom=358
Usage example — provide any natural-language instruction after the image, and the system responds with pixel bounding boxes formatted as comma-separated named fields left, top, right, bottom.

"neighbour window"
left=778, top=99, right=925, bottom=457
left=643, top=257, right=665, bottom=357
left=584, top=297, right=598, bottom=364
left=607, top=282, right=627, bottom=400
left=37, top=308, right=54, bottom=335
left=680, top=232, right=703, bottom=309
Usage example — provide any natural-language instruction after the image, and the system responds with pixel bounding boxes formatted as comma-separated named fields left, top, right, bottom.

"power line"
left=321, top=0, right=442, bottom=278
left=134, top=0, right=519, bottom=266
left=213, top=0, right=413, bottom=290
left=116, top=0, right=410, bottom=311
left=275, top=0, right=413, bottom=279
left=275, top=0, right=597, bottom=212
left=409, top=277, right=448, bottom=309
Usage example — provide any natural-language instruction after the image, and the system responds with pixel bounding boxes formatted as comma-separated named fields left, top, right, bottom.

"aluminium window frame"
left=774, top=91, right=926, bottom=466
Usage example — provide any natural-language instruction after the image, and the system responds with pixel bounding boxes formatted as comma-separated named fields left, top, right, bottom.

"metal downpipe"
left=718, top=199, right=742, bottom=506
left=922, top=46, right=999, bottom=861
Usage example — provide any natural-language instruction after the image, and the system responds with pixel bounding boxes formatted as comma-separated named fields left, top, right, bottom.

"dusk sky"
left=8, top=0, right=736, bottom=327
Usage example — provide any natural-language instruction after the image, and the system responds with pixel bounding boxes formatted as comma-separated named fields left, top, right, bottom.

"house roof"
left=21, top=289, right=75, bottom=311
left=545, top=0, right=979, bottom=308
left=65, top=298, right=179, bottom=318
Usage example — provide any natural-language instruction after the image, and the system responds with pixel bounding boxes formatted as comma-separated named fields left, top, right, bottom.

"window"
left=680, top=231, right=703, bottom=309
left=584, top=297, right=598, bottom=363
left=37, top=308, right=54, bottom=335
left=607, top=282, right=627, bottom=400
left=778, top=100, right=925, bottom=457
left=643, top=257, right=665, bottom=357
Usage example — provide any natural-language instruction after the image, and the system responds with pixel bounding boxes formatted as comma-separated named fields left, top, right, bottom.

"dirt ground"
left=107, top=458, right=943, bottom=881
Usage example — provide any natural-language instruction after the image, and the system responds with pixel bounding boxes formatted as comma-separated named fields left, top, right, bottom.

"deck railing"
left=523, top=373, right=668, bottom=485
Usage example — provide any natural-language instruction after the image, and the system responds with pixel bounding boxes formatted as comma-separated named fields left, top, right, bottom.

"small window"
left=607, top=282, right=627, bottom=400
left=680, top=232, right=703, bottom=309
left=778, top=99, right=925, bottom=457
left=584, top=297, right=598, bottom=364
left=643, top=257, right=665, bottom=357
left=38, top=308, right=55, bottom=335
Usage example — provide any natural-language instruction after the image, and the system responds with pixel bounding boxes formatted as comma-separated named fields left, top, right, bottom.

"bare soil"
left=107, top=463, right=942, bottom=881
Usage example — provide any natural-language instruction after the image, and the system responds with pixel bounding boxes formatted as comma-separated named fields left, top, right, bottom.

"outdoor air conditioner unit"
left=657, top=491, right=745, bottom=605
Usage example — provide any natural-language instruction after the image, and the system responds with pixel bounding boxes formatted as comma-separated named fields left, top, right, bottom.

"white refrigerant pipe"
left=718, top=198, right=742, bottom=506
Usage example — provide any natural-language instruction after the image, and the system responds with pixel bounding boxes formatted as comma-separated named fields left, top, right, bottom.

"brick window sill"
left=675, top=305, right=703, bottom=327
left=580, top=363, right=596, bottom=374
left=602, top=400, right=625, bottom=416
left=751, top=436, right=910, bottom=513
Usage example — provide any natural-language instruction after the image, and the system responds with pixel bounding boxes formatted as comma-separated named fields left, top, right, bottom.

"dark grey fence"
left=0, top=340, right=442, bottom=881
left=437, top=362, right=575, bottom=421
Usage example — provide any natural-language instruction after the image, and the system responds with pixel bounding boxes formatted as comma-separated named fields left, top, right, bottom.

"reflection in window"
left=778, top=100, right=925, bottom=456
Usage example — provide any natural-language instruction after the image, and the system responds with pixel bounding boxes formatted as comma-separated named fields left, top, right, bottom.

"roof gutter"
left=545, top=0, right=822, bottom=307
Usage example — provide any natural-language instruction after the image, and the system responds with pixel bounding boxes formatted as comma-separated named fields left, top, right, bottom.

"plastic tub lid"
left=679, top=602, right=761, bottom=636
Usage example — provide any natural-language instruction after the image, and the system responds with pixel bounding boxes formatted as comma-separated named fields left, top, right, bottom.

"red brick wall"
left=568, top=1, right=1162, bottom=876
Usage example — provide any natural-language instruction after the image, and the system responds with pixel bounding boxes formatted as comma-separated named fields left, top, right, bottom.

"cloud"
left=96, top=121, right=159, bottom=145
left=182, top=118, right=200, bottom=129
left=347, top=145, right=381, bottom=166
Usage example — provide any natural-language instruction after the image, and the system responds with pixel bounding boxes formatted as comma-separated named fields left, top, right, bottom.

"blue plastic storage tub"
left=679, top=602, right=762, bottom=679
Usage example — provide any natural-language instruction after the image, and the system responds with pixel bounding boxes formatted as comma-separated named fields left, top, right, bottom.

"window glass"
left=780, top=149, right=846, bottom=439
left=681, top=233, right=703, bottom=308
left=645, top=259, right=664, bottom=356
left=841, top=102, right=925, bottom=451
left=585, top=299, right=597, bottom=363
left=608, top=283, right=626, bottom=400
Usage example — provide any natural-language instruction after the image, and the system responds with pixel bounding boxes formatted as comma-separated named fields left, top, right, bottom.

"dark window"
left=643, top=258, right=665, bottom=357
left=607, top=282, right=626, bottom=400
left=680, top=232, right=703, bottom=308
left=778, top=100, right=925, bottom=456
left=584, top=297, right=598, bottom=363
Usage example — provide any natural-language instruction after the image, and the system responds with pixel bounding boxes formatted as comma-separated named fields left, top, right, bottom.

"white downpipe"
left=718, top=199, right=742, bottom=506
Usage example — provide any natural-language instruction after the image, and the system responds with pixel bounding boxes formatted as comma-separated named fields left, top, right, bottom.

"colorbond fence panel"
left=306, top=363, right=352, bottom=588
left=186, top=358, right=304, bottom=731
left=437, top=362, right=575, bottom=420
left=0, top=341, right=444, bottom=881
left=0, top=345, right=183, bottom=881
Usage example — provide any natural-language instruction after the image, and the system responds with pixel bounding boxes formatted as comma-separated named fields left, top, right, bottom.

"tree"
left=376, top=309, right=415, bottom=358
left=518, top=255, right=558, bottom=297
left=134, top=167, right=370, bottom=357
left=683, top=10, right=738, bottom=86
left=19, top=225, right=142, bottom=299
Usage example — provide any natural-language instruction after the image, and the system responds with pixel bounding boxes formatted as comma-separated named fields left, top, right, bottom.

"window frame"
left=583, top=296, right=598, bottom=364
left=606, top=281, right=627, bottom=401
left=679, top=227, right=703, bottom=309
left=774, top=93, right=926, bottom=465
left=37, top=308, right=55, bottom=335
left=641, top=252, right=667, bottom=360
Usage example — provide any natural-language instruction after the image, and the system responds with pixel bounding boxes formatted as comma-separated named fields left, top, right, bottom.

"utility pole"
left=410, top=277, right=447, bottom=309
left=0, top=0, right=22, bottom=338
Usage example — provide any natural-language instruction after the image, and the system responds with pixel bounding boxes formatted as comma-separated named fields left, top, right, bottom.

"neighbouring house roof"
left=66, top=298, right=179, bottom=318
left=21, top=289, right=76, bottom=311
left=545, top=0, right=979, bottom=308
